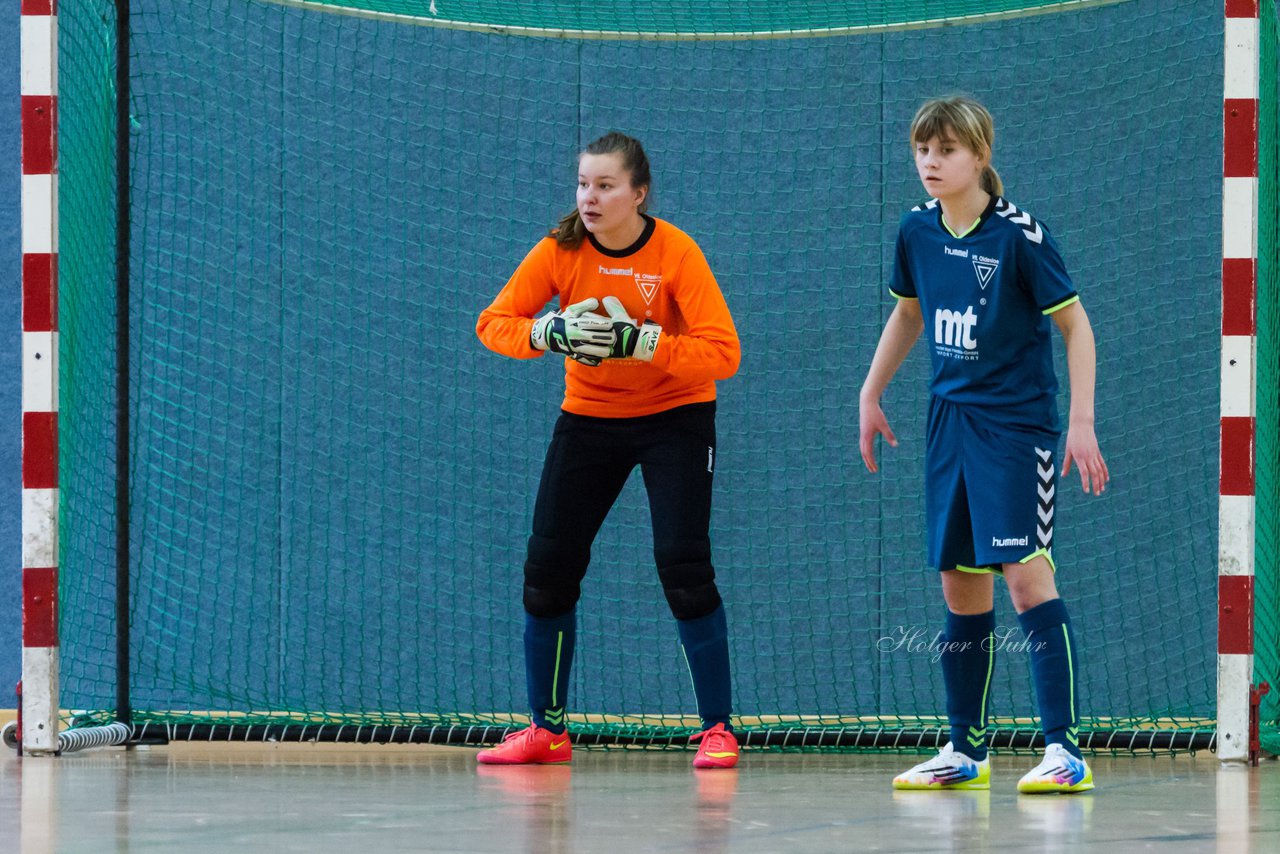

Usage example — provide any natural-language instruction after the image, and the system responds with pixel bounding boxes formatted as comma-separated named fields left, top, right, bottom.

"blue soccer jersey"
left=889, top=194, right=1078, bottom=432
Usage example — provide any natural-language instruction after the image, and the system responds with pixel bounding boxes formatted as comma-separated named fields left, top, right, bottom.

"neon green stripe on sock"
left=680, top=644, right=702, bottom=720
left=551, top=631, right=564, bottom=708
left=1062, top=623, right=1076, bottom=727
left=980, top=631, right=995, bottom=723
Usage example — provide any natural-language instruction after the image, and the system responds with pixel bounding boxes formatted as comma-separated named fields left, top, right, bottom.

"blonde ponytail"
left=981, top=165, right=1003, bottom=196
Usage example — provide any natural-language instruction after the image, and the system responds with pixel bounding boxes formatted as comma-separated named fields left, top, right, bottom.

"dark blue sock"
left=1017, top=598, right=1082, bottom=759
left=677, top=605, right=732, bottom=731
left=525, top=609, right=575, bottom=734
left=942, top=609, right=996, bottom=761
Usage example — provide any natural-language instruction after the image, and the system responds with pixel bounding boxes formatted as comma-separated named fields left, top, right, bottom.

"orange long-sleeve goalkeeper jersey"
left=476, top=216, right=741, bottom=418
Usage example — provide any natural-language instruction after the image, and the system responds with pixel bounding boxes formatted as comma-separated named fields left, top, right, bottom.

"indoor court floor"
left=0, top=742, right=1276, bottom=852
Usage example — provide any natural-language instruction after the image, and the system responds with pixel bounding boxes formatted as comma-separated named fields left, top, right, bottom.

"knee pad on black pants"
left=523, top=533, right=589, bottom=618
left=657, top=559, right=722, bottom=621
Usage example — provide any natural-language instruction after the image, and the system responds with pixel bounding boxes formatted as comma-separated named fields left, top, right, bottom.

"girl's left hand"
left=1062, top=424, right=1109, bottom=495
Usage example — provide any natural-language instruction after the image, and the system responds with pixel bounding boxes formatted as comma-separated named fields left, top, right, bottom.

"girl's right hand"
left=859, top=398, right=898, bottom=473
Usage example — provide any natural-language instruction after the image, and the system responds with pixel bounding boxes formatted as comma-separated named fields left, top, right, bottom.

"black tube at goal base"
left=116, top=723, right=1217, bottom=753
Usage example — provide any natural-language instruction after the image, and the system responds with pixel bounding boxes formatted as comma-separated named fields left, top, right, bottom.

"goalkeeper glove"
left=601, top=296, right=662, bottom=361
left=530, top=298, right=615, bottom=366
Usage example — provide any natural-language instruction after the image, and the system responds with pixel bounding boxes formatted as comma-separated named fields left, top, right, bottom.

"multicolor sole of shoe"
left=892, top=778, right=991, bottom=791
left=1017, top=777, right=1094, bottom=794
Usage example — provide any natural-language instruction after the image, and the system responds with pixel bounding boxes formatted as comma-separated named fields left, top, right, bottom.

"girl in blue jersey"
left=859, top=96, right=1109, bottom=794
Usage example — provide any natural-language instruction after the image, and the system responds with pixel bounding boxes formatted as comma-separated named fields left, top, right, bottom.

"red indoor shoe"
left=477, top=724, right=572, bottom=765
left=691, top=723, right=739, bottom=769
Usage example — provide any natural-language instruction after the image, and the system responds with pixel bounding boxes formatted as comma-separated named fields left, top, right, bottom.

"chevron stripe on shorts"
left=1035, top=447, right=1055, bottom=550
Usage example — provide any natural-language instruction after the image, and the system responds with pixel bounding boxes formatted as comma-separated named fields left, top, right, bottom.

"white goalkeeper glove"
left=530, top=298, right=616, bottom=366
left=601, top=296, right=662, bottom=361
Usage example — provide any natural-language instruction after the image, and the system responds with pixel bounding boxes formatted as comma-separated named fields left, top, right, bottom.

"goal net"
left=1256, top=0, right=1280, bottom=757
left=52, top=0, right=1273, bottom=750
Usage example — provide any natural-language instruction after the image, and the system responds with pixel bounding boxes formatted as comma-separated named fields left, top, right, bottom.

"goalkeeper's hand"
left=530, top=298, right=615, bottom=366
left=601, top=296, right=662, bottom=361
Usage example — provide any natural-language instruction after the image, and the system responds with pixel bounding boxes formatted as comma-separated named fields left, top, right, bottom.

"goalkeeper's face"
left=577, top=152, right=648, bottom=242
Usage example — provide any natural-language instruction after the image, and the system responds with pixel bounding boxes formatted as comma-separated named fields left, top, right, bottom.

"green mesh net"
left=55, top=0, right=1260, bottom=751
left=1256, top=0, right=1280, bottom=757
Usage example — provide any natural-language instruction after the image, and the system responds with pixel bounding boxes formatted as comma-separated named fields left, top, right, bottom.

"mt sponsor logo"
left=933, top=306, right=979, bottom=359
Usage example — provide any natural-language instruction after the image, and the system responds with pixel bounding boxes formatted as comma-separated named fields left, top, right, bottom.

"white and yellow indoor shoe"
left=893, top=742, right=991, bottom=791
left=1017, top=743, right=1094, bottom=794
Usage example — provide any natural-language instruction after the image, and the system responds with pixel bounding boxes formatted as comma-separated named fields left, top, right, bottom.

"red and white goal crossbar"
left=1218, top=0, right=1262, bottom=764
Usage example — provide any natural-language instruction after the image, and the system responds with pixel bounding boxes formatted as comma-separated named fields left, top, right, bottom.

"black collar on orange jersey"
left=588, top=214, right=656, bottom=258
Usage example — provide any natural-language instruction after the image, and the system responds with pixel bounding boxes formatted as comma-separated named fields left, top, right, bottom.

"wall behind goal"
left=55, top=0, right=1223, bottom=730
left=1, top=10, right=21, bottom=699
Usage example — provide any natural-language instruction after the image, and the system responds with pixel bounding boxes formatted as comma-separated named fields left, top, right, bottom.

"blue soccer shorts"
left=924, top=396, right=1059, bottom=572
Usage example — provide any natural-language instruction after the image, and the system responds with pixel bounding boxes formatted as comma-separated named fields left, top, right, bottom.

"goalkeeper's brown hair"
left=910, top=96, right=1003, bottom=196
left=553, top=131, right=652, bottom=249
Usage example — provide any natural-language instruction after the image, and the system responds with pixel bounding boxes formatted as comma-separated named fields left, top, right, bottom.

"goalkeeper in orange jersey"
left=475, top=131, right=742, bottom=769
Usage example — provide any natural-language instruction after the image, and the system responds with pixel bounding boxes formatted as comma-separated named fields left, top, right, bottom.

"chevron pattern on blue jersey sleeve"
left=994, top=198, right=1044, bottom=244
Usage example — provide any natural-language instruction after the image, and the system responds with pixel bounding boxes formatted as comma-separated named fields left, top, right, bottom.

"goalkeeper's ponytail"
left=553, top=131, right=653, bottom=250
left=554, top=209, right=588, bottom=249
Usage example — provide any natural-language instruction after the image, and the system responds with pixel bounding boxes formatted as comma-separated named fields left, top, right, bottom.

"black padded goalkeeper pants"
left=522, top=401, right=722, bottom=622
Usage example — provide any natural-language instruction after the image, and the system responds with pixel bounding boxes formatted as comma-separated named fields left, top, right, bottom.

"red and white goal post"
left=1218, top=0, right=1265, bottom=765
left=18, top=0, right=131, bottom=758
